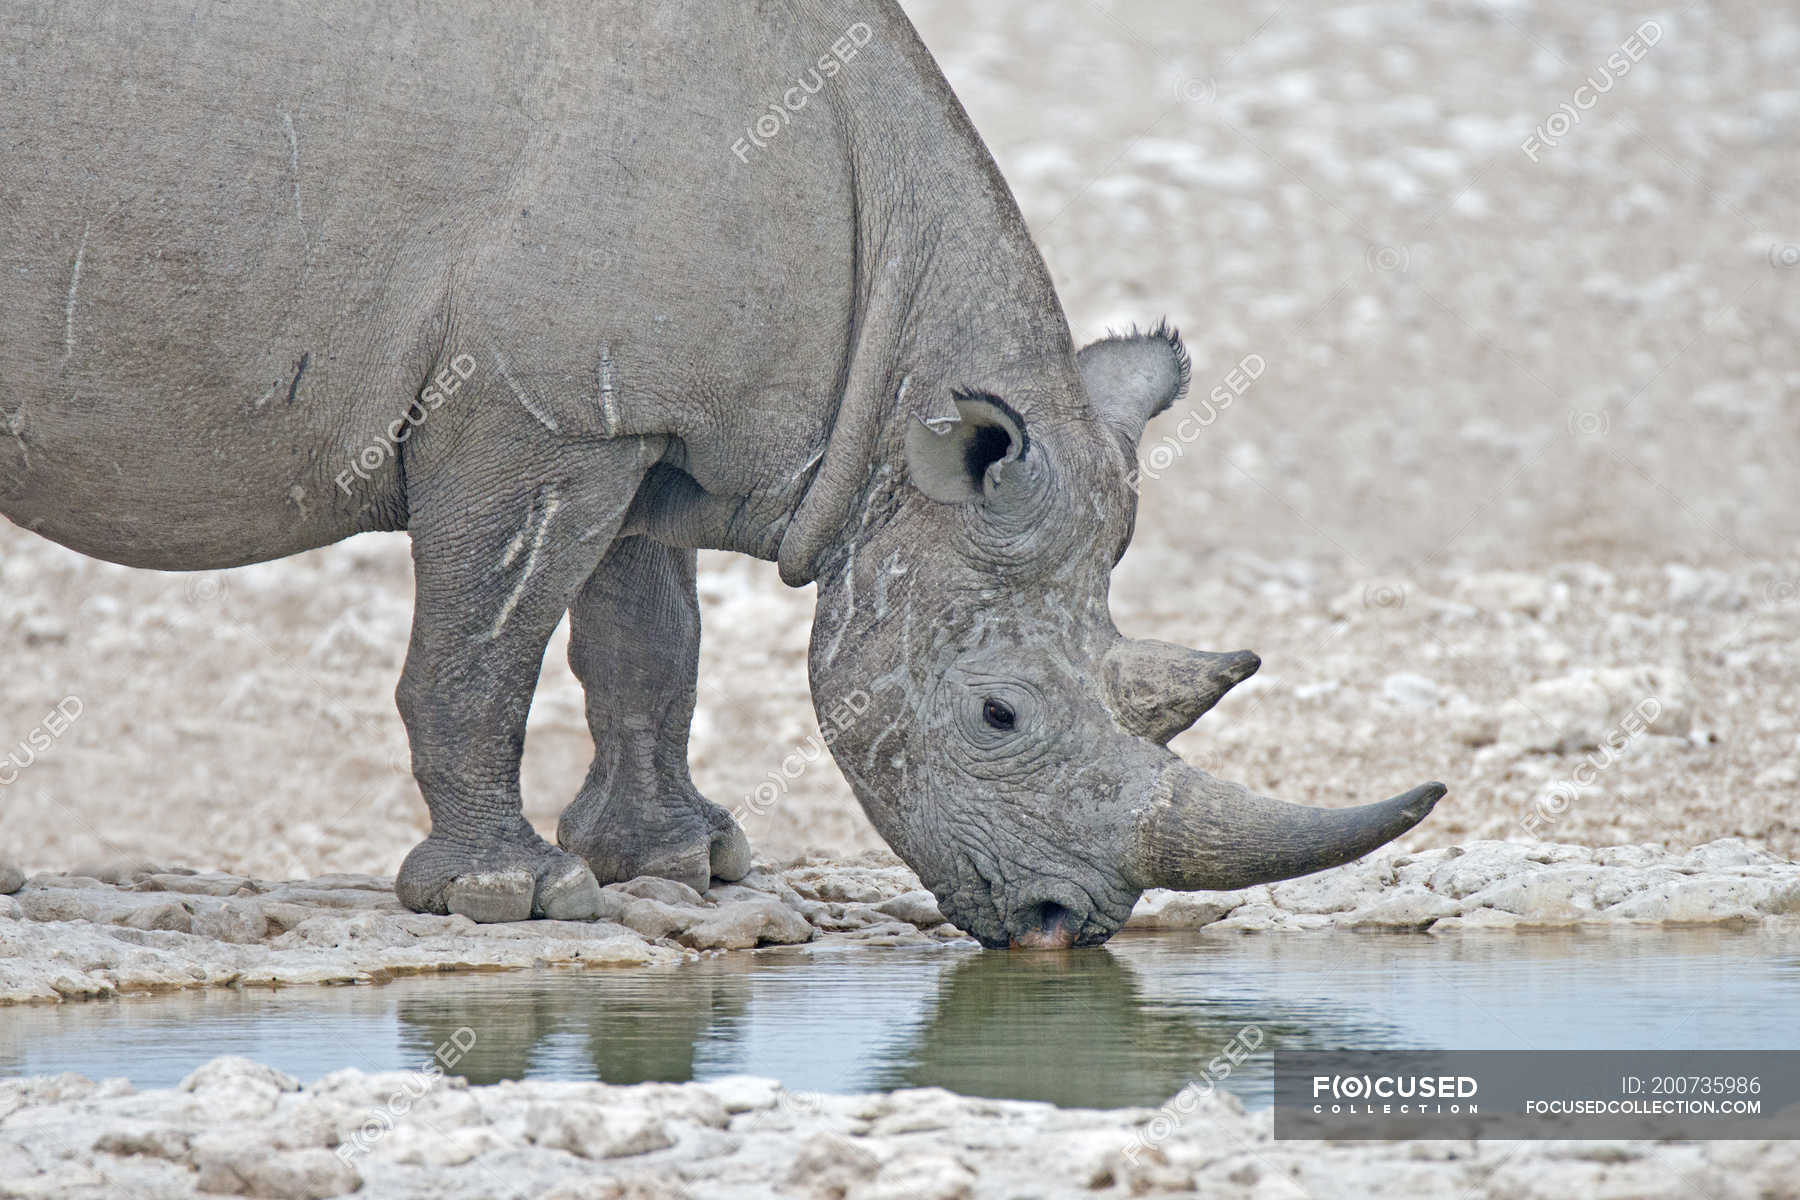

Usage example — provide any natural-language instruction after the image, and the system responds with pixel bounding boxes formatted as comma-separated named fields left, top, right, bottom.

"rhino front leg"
left=394, top=428, right=652, bottom=924
left=557, top=537, right=752, bottom=893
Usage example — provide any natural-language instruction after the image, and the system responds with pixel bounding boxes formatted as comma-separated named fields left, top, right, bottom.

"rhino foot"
left=396, top=832, right=602, bottom=923
left=558, top=786, right=751, bottom=894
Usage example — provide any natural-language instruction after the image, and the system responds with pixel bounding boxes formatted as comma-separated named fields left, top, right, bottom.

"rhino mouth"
left=941, top=854, right=1130, bottom=949
left=1009, top=900, right=1079, bottom=949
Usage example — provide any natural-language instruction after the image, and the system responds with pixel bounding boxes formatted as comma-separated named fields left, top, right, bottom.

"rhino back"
left=0, top=0, right=857, bottom=568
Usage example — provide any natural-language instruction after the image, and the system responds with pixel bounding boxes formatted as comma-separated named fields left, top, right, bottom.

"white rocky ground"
left=2, top=838, right=1795, bottom=1005
left=5, top=1054, right=1800, bottom=1200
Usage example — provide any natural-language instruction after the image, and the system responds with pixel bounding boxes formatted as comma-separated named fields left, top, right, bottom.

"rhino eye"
left=981, top=698, right=1017, bottom=731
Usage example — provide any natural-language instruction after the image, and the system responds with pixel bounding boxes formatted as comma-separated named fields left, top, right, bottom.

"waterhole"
left=4, top=928, right=1794, bottom=1109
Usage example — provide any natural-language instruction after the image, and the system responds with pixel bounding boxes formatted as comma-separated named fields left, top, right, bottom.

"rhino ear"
left=1078, top=323, right=1191, bottom=446
left=904, top=392, right=1027, bottom=504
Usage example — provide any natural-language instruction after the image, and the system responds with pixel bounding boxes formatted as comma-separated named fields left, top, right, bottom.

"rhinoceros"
left=0, top=0, right=1443, bottom=947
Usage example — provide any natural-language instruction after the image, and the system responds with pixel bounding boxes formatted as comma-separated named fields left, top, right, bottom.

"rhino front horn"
left=1102, top=639, right=1260, bottom=744
left=1126, top=771, right=1446, bottom=893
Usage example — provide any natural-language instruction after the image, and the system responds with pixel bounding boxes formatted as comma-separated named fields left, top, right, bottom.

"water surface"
left=3, top=928, right=1794, bottom=1109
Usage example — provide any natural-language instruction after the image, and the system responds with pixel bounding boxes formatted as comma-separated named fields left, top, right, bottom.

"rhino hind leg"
left=392, top=403, right=654, bottom=923
left=556, top=536, right=752, bottom=894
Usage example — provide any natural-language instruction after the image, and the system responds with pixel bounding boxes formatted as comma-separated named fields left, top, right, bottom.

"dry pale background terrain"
left=3, top=0, right=1796, bottom=882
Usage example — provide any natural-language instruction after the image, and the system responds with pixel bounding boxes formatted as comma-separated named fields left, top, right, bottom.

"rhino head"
left=799, top=324, right=1443, bottom=949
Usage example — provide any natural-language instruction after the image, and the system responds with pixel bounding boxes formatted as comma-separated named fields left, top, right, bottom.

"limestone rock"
left=1127, top=890, right=1242, bottom=929
left=1269, top=869, right=1374, bottom=915
left=1679, top=839, right=1783, bottom=872
left=190, top=900, right=271, bottom=944
left=784, top=1131, right=880, bottom=1194
left=1381, top=672, right=1443, bottom=709
left=856, top=1152, right=977, bottom=1200
left=610, top=877, right=707, bottom=907
left=1456, top=570, right=1559, bottom=617
left=527, top=1103, right=674, bottom=1159
left=875, top=890, right=947, bottom=928
left=92, top=1124, right=193, bottom=1161
left=1460, top=866, right=1603, bottom=923
left=1428, top=842, right=1539, bottom=899
left=1497, top=665, right=1694, bottom=753
left=180, top=1057, right=300, bottom=1122
left=678, top=897, right=814, bottom=950
left=67, top=857, right=164, bottom=886
left=1207, top=902, right=1286, bottom=932
left=192, top=1147, right=360, bottom=1199
left=0, top=862, right=25, bottom=895
left=1607, top=877, right=1768, bottom=923
left=134, top=871, right=260, bottom=897
left=1347, top=886, right=1462, bottom=929
left=617, top=898, right=704, bottom=940
left=702, top=1075, right=782, bottom=1115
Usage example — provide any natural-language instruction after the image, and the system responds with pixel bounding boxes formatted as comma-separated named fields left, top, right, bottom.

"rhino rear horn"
left=1102, top=638, right=1259, bottom=744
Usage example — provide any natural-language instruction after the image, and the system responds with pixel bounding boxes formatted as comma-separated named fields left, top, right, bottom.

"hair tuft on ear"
left=1078, top=321, right=1192, bottom=443
left=1145, top=319, right=1191, bottom=411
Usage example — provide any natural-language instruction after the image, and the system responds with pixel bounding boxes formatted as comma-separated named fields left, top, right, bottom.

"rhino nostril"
left=1032, top=900, right=1072, bottom=933
left=1010, top=900, right=1077, bottom=949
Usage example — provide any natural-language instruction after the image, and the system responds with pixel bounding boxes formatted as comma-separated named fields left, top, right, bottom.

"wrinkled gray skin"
left=0, top=0, right=1442, bottom=947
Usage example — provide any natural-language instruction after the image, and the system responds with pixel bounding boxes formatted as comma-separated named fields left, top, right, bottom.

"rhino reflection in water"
left=0, top=0, right=1442, bottom=946
left=394, top=951, right=1327, bottom=1110
left=396, top=964, right=753, bottom=1088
